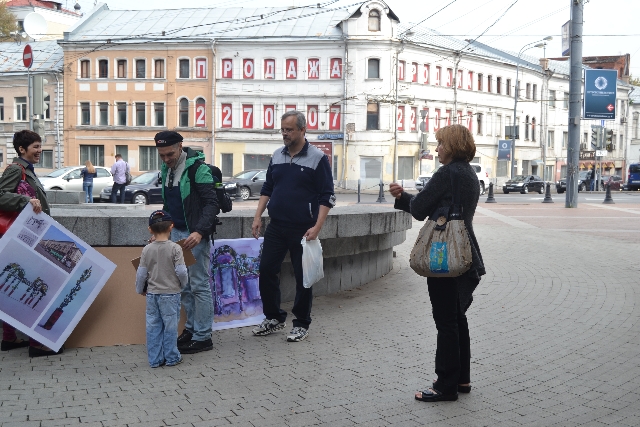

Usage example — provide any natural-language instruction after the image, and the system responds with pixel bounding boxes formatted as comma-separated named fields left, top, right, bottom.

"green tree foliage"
left=0, top=2, right=18, bottom=41
left=629, top=75, right=640, bottom=87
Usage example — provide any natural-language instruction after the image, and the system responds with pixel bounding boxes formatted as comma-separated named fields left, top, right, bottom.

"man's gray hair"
left=281, top=110, right=306, bottom=129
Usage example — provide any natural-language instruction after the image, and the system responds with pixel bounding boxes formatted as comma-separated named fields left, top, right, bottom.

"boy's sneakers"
left=287, top=327, right=309, bottom=342
left=252, top=318, right=286, bottom=336
left=179, top=339, right=213, bottom=354
left=177, top=330, right=192, bottom=346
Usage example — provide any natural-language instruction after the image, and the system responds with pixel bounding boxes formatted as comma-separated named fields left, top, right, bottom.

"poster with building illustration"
left=210, top=238, right=265, bottom=331
left=0, top=205, right=115, bottom=351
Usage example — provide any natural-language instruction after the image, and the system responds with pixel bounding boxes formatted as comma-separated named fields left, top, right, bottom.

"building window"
left=44, top=95, right=50, bottom=119
left=221, top=153, right=233, bottom=177
left=244, top=154, right=272, bottom=170
left=398, top=156, right=414, bottom=180
left=179, top=98, right=189, bottom=127
left=80, top=60, right=90, bottom=78
left=0, top=97, right=3, bottom=121
left=526, top=83, right=531, bottom=99
left=368, top=9, right=380, bottom=31
left=366, top=102, right=379, bottom=130
left=476, top=113, right=483, bottom=135
left=35, top=150, right=53, bottom=168
left=477, top=73, right=483, bottom=91
left=136, top=102, right=145, bottom=126
left=179, top=59, right=189, bottom=78
left=136, top=60, right=145, bottom=78
left=80, top=145, right=104, bottom=166
left=563, top=92, right=569, bottom=109
left=195, top=58, right=207, bottom=79
left=532, top=117, right=536, bottom=141
left=140, top=146, right=162, bottom=171
left=154, top=103, right=165, bottom=126
left=368, top=58, right=380, bottom=78
left=115, top=145, right=128, bottom=162
left=99, top=102, right=108, bottom=125
left=486, top=113, right=493, bottom=136
left=195, top=98, right=206, bottom=127
left=506, top=78, right=511, bottom=96
left=496, top=77, right=502, bottom=94
left=563, top=131, right=568, bottom=148
left=80, top=102, right=90, bottom=125
left=487, top=75, right=493, bottom=93
left=497, top=160, right=508, bottom=177
left=117, top=102, right=127, bottom=126
left=98, top=59, right=108, bottom=78
left=15, top=97, right=27, bottom=121
left=117, top=60, right=127, bottom=78
left=525, top=116, right=530, bottom=140
left=549, top=90, right=556, bottom=108
left=532, top=84, right=537, bottom=101
left=154, top=59, right=165, bottom=78
left=547, top=130, right=554, bottom=148
left=497, top=115, right=502, bottom=136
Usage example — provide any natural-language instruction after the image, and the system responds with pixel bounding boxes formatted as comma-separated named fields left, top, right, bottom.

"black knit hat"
left=154, top=131, right=183, bottom=147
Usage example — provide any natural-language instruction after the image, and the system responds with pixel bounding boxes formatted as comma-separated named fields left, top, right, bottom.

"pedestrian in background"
left=110, top=154, right=128, bottom=203
left=251, top=110, right=335, bottom=342
left=389, top=124, right=485, bottom=402
left=81, top=160, right=97, bottom=203
left=135, top=210, right=188, bottom=368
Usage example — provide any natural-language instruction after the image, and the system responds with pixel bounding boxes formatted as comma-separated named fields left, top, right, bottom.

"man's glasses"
left=167, top=169, right=175, bottom=190
left=280, top=128, right=297, bottom=134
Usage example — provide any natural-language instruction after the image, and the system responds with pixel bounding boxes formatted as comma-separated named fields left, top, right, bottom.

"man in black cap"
left=154, top=131, right=219, bottom=354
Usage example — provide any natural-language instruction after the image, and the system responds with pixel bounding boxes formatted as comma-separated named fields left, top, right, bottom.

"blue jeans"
left=83, top=182, right=93, bottom=203
left=171, top=228, right=213, bottom=341
left=111, top=183, right=126, bottom=203
left=146, top=293, right=181, bottom=367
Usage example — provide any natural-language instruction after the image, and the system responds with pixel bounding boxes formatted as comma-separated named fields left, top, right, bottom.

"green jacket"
left=161, top=147, right=219, bottom=238
left=0, top=157, right=50, bottom=216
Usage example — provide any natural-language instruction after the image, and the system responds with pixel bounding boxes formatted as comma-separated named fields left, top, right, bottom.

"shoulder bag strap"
left=448, top=164, right=463, bottom=219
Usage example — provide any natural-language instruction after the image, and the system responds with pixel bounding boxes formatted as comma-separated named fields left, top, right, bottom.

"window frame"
left=178, top=58, right=190, bottom=79
left=366, top=102, right=379, bottom=130
left=135, top=102, right=146, bottom=127
left=80, top=60, right=90, bottom=79
left=368, top=9, right=381, bottom=32
left=496, top=77, right=502, bottom=94
left=98, top=59, right=109, bottom=79
left=116, top=102, right=127, bottom=126
left=117, top=59, right=127, bottom=79
left=135, top=59, right=146, bottom=79
left=154, top=102, right=166, bottom=127
left=367, top=58, right=380, bottom=79
left=15, top=97, right=27, bottom=121
left=477, top=73, right=483, bottom=91
left=98, top=102, right=109, bottom=126
left=178, top=98, right=189, bottom=127
left=80, top=102, right=90, bottom=125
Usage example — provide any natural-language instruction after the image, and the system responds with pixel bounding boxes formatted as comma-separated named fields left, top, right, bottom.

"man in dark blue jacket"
left=251, top=110, right=335, bottom=342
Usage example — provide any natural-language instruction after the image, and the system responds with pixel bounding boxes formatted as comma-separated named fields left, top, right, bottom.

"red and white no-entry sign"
left=23, top=44, right=33, bottom=68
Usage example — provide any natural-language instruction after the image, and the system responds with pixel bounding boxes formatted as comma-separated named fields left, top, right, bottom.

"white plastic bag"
left=301, top=237, right=324, bottom=288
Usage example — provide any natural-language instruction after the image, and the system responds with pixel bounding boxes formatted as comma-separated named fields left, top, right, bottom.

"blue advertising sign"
left=584, top=69, right=617, bottom=120
left=498, top=140, right=511, bottom=161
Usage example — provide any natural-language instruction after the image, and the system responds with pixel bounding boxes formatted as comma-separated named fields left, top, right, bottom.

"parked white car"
left=39, top=166, right=114, bottom=201
left=416, top=163, right=488, bottom=194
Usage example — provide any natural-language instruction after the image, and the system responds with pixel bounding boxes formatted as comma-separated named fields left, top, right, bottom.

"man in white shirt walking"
left=110, top=154, right=128, bottom=203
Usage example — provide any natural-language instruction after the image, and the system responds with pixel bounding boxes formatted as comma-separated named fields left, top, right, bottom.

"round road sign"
left=23, top=44, right=33, bottom=68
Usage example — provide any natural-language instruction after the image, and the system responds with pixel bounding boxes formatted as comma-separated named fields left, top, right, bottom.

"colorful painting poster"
left=0, top=205, right=115, bottom=351
left=210, top=238, right=264, bottom=330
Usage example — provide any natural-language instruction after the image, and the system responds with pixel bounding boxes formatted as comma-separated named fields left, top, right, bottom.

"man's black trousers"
left=259, top=221, right=312, bottom=329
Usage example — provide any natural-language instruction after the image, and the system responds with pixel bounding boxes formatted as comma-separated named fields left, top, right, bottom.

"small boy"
left=136, top=210, right=189, bottom=368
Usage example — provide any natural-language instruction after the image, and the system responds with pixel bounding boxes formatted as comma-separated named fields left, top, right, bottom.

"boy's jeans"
left=146, top=293, right=181, bottom=367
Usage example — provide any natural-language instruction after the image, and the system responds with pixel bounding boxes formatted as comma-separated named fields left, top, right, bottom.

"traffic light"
left=604, top=128, right=614, bottom=151
left=32, top=75, right=49, bottom=116
left=590, top=127, right=600, bottom=148
left=33, top=118, right=46, bottom=138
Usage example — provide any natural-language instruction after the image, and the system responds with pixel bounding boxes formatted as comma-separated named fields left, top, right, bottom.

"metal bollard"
left=542, top=182, right=554, bottom=203
left=485, top=182, right=496, bottom=203
left=376, top=180, right=387, bottom=203
left=357, top=179, right=361, bottom=204
left=603, top=183, right=615, bottom=204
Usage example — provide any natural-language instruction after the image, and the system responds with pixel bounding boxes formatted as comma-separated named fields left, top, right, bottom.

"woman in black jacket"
left=0, top=130, right=62, bottom=357
left=390, top=124, right=485, bottom=402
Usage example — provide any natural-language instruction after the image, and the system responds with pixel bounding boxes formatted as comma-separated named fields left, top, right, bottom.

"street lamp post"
left=511, top=37, right=552, bottom=179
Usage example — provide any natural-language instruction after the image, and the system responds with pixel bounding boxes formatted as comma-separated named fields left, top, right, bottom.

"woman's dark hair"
left=13, top=130, right=41, bottom=155
left=435, top=124, right=476, bottom=162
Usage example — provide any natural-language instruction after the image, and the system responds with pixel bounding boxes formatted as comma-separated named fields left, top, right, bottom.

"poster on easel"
left=0, top=205, right=116, bottom=351
left=210, top=238, right=264, bottom=331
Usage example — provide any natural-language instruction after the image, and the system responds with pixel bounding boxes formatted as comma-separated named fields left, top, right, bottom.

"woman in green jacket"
left=0, top=130, right=61, bottom=357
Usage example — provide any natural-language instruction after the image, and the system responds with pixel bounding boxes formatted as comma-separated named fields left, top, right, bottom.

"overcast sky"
left=71, top=0, right=639, bottom=78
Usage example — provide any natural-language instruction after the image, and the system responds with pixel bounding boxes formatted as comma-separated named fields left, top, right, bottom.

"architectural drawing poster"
left=210, top=238, right=264, bottom=331
left=0, top=205, right=115, bottom=351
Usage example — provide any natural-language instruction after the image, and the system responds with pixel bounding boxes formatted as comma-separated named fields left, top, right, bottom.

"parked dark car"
left=222, top=169, right=267, bottom=200
left=601, top=175, right=622, bottom=191
left=626, top=163, right=640, bottom=191
left=100, top=170, right=162, bottom=204
left=556, top=170, right=600, bottom=193
left=503, top=175, right=545, bottom=194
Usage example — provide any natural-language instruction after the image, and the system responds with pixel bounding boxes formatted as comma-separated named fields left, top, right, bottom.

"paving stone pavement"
left=1, top=202, right=639, bottom=427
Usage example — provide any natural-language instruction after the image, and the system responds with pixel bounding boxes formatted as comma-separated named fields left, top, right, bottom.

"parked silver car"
left=38, top=166, right=114, bottom=201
